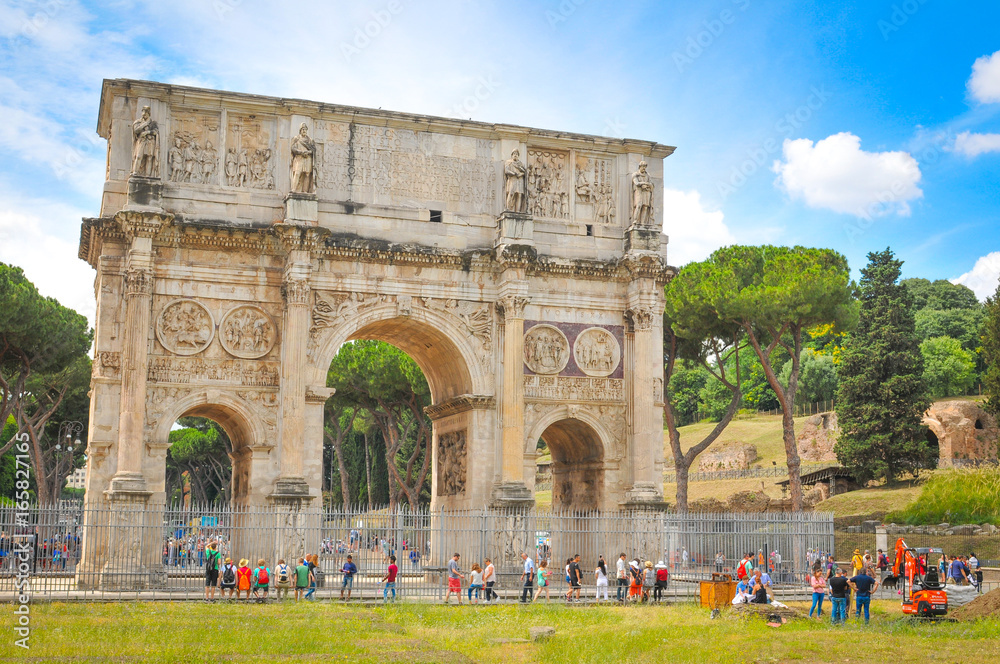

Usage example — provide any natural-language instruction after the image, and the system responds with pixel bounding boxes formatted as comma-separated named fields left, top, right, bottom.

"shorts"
left=221, top=583, right=236, bottom=590
left=571, top=581, right=581, bottom=589
left=296, top=585, right=308, bottom=590
left=205, top=569, right=219, bottom=587
left=448, top=577, right=461, bottom=591
left=256, top=584, right=269, bottom=591
left=342, top=576, right=354, bottom=588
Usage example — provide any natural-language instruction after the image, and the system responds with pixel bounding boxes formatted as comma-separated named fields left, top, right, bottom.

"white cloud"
left=953, top=131, right=1000, bottom=157
left=0, top=193, right=96, bottom=326
left=952, top=252, right=1000, bottom=301
left=772, top=132, right=922, bottom=217
left=968, top=49, right=1000, bottom=104
left=662, top=188, right=736, bottom=266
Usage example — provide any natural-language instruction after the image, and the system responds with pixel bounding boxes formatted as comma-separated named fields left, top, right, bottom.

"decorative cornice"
left=271, top=222, right=331, bottom=254
left=424, top=394, right=496, bottom=421
left=305, top=386, right=336, bottom=404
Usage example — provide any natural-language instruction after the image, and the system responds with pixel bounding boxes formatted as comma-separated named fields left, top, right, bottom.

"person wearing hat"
left=236, top=558, right=253, bottom=600
left=653, top=560, right=668, bottom=602
left=642, top=560, right=656, bottom=602
left=219, top=556, right=237, bottom=599
left=851, top=549, right=864, bottom=577
left=628, top=560, right=642, bottom=601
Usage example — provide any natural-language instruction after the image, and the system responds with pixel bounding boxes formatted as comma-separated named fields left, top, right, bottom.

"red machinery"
left=886, top=538, right=948, bottom=618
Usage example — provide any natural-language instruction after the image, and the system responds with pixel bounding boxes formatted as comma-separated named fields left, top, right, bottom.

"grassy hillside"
left=665, top=413, right=812, bottom=468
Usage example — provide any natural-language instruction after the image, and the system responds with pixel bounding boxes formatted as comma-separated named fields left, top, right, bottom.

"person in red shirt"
left=382, top=555, right=398, bottom=602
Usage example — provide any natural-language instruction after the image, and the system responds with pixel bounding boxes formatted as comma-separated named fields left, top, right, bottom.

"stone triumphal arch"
left=77, top=79, right=674, bottom=586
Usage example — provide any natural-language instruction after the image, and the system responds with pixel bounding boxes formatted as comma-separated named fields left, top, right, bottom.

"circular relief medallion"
left=155, top=299, right=215, bottom=356
left=219, top=305, right=278, bottom=359
left=523, top=324, right=570, bottom=375
left=573, top=327, right=622, bottom=377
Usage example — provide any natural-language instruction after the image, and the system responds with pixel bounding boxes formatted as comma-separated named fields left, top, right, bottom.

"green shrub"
left=888, top=468, right=1000, bottom=525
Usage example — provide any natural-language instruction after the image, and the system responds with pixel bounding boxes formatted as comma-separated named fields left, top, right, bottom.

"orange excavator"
left=885, top=538, right=948, bottom=618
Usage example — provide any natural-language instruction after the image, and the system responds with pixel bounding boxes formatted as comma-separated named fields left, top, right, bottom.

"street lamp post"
left=56, top=421, right=84, bottom=498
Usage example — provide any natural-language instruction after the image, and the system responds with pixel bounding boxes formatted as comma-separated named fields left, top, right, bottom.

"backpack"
left=222, top=565, right=236, bottom=585
left=257, top=567, right=270, bottom=585
left=737, top=560, right=748, bottom=580
left=657, top=568, right=669, bottom=582
left=237, top=567, right=251, bottom=590
left=206, top=549, right=218, bottom=571
left=277, top=564, right=290, bottom=584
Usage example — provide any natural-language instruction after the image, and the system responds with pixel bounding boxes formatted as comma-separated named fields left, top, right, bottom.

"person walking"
left=445, top=553, right=465, bottom=605
left=616, top=553, right=629, bottom=602
left=849, top=567, right=878, bottom=624
left=808, top=568, right=827, bottom=619
left=340, top=554, right=357, bottom=601
left=467, top=563, right=483, bottom=604
left=483, top=558, right=497, bottom=603
left=295, top=558, right=310, bottom=601
left=382, top=555, right=398, bottom=603
left=533, top=560, right=552, bottom=603
left=305, top=554, right=320, bottom=600
left=204, top=540, right=221, bottom=602
left=274, top=558, right=292, bottom=601
left=595, top=558, right=609, bottom=602
left=519, top=552, right=535, bottom=603
left=565, top=554, right=583, bottom=603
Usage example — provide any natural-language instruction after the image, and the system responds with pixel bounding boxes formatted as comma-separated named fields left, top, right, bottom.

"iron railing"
left=0, top=502, right=835, bottom=600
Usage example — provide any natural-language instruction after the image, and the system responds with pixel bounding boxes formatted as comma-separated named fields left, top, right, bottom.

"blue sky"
left=1, top=0, right=998, bottom=324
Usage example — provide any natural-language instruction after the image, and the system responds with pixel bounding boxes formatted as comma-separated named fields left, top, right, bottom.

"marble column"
left=625, top=302, right=665, bottom=505
left=273, top=260, right=312, bottom=499
left=108, top=211, right=167, bottom=494
left=492, top=292, right=533, bottom=505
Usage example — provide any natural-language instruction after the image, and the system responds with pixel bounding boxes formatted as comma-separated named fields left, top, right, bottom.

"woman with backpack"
left=236, top=558, right=253, bottom=601
left=274, top=559, right=292, bottom=600
left=653, top=561, right=669, bottom=602
left=219, top=557, right=237, bottom=599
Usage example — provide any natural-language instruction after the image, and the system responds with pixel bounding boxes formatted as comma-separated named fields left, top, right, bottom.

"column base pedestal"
left=99, top=488, right=154, bottom=590
left=622, top=483, right=668, bottom=510
left=106, top=472, right=150, bottom=495
left=284, top=192, right=319, bottom=224
left=489, top=482, right=535, bottom=508
left=268, top=477, right=314, bottom=504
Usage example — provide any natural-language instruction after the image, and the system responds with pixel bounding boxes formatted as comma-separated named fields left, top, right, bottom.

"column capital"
left=497, top=294, right=529, bottom=320
left=625, top=306, right=656, bottom=332
left=123, top=267, right=154, bottom=297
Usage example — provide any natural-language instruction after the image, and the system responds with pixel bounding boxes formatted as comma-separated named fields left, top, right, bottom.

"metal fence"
left=663, top=463, right=835, bottom=484
left=0, top=502, right=834, bottom=601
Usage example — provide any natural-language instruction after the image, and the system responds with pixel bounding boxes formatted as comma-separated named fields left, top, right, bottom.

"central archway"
left=307, top=306, right=494, bottom=508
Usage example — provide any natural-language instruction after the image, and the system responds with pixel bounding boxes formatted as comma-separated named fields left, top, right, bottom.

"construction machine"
left=884, top=538, right=948, bottom=618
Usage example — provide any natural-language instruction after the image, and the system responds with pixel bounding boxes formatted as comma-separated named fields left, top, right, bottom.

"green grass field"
left=3, top=600, right=998, bottom=663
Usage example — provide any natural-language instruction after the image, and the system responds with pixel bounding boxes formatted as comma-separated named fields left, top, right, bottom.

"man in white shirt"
left=616, top=553, right=629, bottom=602
left=483, top=558, right=497, bottom=603
left=519, top=552, right=535, bottom=603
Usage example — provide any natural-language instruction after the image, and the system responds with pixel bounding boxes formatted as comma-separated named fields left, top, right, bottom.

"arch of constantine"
left=76, top=79, right=675, bottom=586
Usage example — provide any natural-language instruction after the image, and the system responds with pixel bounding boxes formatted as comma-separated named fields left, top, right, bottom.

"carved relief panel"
left=225, top=114, right=275, bottom=189
left=523, top=324, right=570, bottom=375
left=574, top=155, right=616, bottom=224
left=155, top=299, right=215, bottom=356
left=527, top=149, right=569, bottom=219
left=220, top=305, right=277, bottom=359
left=437, top=430, right=467, bottom=497
left=573, top=327, right=621, bottom=377
left=167, top=110, right=221, bottom=185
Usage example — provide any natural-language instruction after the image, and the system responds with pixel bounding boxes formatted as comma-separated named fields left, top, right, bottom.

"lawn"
left=666, top=414, right=810, bottom=469
left=4, top=600, right=999, bottom=663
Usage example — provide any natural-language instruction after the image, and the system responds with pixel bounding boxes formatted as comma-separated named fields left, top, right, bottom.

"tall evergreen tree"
left=835, top=248, right=932, bottom=484
left=981, top=277, right=1000, bottom=419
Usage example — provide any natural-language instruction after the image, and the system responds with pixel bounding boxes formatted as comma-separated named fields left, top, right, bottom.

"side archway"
left=147, top=390, right=270, bottom=506
left=526, top=406, right=611, bottom=512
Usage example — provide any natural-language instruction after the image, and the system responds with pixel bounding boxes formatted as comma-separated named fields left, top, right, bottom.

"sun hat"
left=645, top=561, right=653, bottom=568
left=656, top=560, right=666, bottom=568
left=630, top=560, right=639, bottom=569
left=239, top=558, right=249, bottom=567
